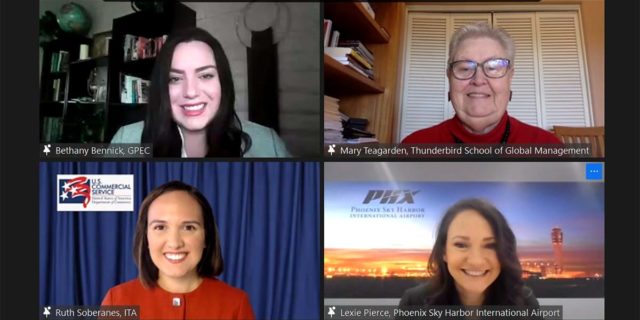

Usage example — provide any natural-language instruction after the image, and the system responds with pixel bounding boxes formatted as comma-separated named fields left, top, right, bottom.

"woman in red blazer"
left=102, top=181, right=255, bottom=319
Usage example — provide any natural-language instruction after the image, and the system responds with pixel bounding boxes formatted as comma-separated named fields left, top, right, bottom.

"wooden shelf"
left=43, top=72, right=67, bottom=79
left=324, top=54, right=383, bottom=94
left=70, top=56, right=109, bottom=68
left=324, top=2, right=389, bottom=44
left=110, top=103, right=146, bottom=108
left=323, top=3, right=404, bottom=144
left=120, top=58, right=156, bottom=78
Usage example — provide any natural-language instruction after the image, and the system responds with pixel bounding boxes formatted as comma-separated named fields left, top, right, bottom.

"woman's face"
left=147, top=190, right=206, bottom=284
left=444, top=209, right=501, bottom=300
left=169, top=40, right=221, bottom=133
left=448, top=37, right=513, bottom=134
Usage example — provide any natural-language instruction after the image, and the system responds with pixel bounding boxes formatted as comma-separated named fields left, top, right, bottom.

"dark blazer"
left=399, top=282, right=540, bottom=307
left=397, top=282, right=543, bottom=320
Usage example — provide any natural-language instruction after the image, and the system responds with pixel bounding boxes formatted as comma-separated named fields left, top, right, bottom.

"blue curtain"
left=39, top=162, right=320, bottom=319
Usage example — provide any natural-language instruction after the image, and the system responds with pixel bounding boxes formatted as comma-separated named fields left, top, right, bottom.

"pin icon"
left=43, top=306, right=51, bottom=318
left=328, top=144, right=336, bottom=156
left=328, top=306, right=336, bottom=318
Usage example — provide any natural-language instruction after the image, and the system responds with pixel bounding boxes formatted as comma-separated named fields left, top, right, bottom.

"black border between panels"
left=0, top=0, right=39, bottom=318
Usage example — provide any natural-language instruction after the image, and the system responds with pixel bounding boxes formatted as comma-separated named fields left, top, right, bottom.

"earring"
left=509, top=90, right=513, bottom=101
left=447, top=92, right=451, bottom=102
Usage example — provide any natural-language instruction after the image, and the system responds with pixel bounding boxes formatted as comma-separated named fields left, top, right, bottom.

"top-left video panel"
left=39, top=1, right=321, bottom=158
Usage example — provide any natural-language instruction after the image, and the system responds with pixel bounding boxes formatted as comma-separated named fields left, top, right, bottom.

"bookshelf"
left=105, top=2, right=195, bottom=141
left=324, top=54, right=383, bottom=94
left=40, top=35, right=92, bottom=142
left=39, top=2, right=196, bottom=143
left=324, top=2, right=390, bottom=44
left=323, top=2, right=405, bottom=143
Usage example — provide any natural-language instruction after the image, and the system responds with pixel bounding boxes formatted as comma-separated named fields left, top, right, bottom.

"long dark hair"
left=141, top=27, right=251, bottom=157
left=426, top=198, right=525, bottom=305
left=133, top=181, right=224, bottom=288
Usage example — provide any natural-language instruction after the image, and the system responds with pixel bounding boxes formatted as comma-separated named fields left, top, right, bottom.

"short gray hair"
left=448, top=22, right=515, bottom=65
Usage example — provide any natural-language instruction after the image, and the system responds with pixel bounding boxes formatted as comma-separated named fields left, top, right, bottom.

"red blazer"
left=102, top=278, right=255, bottom=320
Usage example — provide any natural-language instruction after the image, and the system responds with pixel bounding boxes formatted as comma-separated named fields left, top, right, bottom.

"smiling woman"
left=101, top=181, right=255, bottom=319
left=398, top=198, right=539, bottom=309
left=402, top=22, right=561, bottom=144
left=110, top=27, right=289, bottom=158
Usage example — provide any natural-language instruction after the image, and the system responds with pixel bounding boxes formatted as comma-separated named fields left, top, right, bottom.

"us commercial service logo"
left=57, top=175, right=134, bottom=211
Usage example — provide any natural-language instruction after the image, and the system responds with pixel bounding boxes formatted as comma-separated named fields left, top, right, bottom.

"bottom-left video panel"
left=39, top=161, right=320, bottom=320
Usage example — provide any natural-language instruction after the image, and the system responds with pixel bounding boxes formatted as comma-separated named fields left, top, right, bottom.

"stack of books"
left=324, top=95, right=378, bottom=144
left=123, top=34, right=167, bottom=62
left=120, top=74, right=151, bottom=104
left=50, top=50, right=70, bottom=72
left=325, top=40, right=375, bottom=79
left=342, top=117, right=377, bottom=144
left=324, top=95, right=346, bottom=144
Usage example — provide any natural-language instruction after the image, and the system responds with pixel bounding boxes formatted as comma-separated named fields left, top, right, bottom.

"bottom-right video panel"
left=324, top=162, right=604, bottom=320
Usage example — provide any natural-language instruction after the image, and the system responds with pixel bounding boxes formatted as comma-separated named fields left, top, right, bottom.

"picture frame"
left=91, top=31, right=112, bottom=58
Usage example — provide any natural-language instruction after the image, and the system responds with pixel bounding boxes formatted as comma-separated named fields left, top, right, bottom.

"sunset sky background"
left=325, top=182, right=604, bottom=276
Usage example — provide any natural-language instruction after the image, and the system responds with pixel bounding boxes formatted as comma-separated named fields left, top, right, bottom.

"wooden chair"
left=553, top=126, right=605, bottom=157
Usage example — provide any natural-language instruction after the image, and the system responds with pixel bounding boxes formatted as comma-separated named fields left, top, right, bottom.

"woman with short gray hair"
left=402, top=22, right=561, bottom=144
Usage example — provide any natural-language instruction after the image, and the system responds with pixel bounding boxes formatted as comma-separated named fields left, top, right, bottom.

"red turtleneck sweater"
left=402, top=113, right=562, bottom=144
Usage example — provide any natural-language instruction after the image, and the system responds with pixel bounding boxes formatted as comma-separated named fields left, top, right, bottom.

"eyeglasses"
left=449, top=58, right=511, bottom=80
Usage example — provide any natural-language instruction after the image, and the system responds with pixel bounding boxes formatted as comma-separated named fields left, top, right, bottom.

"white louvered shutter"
left=494, top=13, right=543, bottom=127
left=536, top=11, right=592, bottom=127
left=400, top=13, right=448, bottom=140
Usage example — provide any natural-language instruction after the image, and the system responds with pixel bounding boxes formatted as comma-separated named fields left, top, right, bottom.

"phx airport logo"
left=57, top=174, right=134, bottom=212
left=362, top=190, right=419, bottom=204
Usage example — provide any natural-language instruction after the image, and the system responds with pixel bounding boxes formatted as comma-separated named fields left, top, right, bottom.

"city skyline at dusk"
left=325, top=181, right=604, bottom=280
left=325, top=247, right=604, bottom=279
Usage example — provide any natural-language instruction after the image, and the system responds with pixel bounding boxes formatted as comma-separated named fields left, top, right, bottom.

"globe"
left=57, top=2, right=92, bottom=36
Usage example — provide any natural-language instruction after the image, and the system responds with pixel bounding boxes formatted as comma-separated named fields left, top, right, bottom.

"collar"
left=177, top=126, right=188, bottom=158
left=450, top=112, right=510, bottom=144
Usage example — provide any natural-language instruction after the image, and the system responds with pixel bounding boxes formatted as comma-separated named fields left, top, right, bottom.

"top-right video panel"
left=323, top=2, right=604, bottom=159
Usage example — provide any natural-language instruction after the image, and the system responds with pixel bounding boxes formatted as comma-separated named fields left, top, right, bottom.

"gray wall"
left=39, top=1, right=320, bottom=156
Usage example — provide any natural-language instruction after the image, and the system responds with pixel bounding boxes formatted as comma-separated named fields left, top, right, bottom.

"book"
left=136, top=37, right=148, bottom=61
left=50, top=52, right=59, bottom=72
left=137, top=79, right=151, bottom=103
left=343, top=126, right=375, bottom=139
left=345, top=137, right=378, bottom=144
left=58, top=51, right=69, bottom=72
left=325, top=47, right=373, bottom=69
left=337, top=40, right=374, bottom=62
left=121, top=73, right=151, bottom=103
left=52, top=79, right=60, bottom=101
left=123, top=34, right=168, bottom=62
left=323, top=19, right=332, bottom=48
left=324, top=95, right=344, bottom=144
left=329, top=30, right=340, bottom=47
left=343, top=61, right=372, bottom=79
left=324, top=47, right=373, bottom=69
